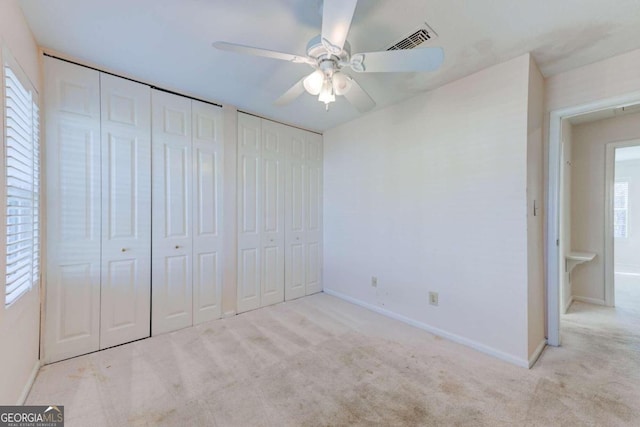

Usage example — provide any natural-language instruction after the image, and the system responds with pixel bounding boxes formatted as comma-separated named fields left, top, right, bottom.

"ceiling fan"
left=213, top=0, right=444, bottom=112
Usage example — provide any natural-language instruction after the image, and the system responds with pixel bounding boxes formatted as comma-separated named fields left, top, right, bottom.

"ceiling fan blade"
left=213, top=41, right=314, bottom=65
left=343, top=76, right=375, bottom=113
left=274, top=76, right=307, bottom=106
left=352, top=47, right=444, bottom=73
left=321, top=0, right=358, bottom=54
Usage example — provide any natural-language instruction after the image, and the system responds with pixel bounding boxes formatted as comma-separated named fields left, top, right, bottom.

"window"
left=614, top=181, right=629, bottom=239
left=3, top=50, right=40, bottom=306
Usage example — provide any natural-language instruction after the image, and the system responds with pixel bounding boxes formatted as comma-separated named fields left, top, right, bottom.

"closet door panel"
left=44, top=58, right=102, bottom=363
left=285, top=129, right=306, bottom=300
left=260, top=120, right=285, bottom=307
left=237, top=113, right=262, bottom=313
left=152, top=90, right=193, bottom=334
left=306, top=133, right=323, bottom=295
left=99, top=74, right=151, bottom=349
left=192, top=100, right=223, bottom=323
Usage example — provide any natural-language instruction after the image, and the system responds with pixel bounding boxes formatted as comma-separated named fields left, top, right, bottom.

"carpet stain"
left=592, top=394, right=634, bottom=423
left=92, top=372, right=107, bottom=383
left=128, top=408, right=177, bottom=426
left=248, top=335, right=269, bottom=344
left=440, top=379, right=465, bottom=396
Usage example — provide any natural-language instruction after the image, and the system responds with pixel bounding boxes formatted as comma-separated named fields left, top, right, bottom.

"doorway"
left=547, top=96, right=640, bottom=346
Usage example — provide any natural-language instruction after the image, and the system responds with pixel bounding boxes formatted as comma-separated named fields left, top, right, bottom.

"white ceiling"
left=19, top=0, right=640, bottom=132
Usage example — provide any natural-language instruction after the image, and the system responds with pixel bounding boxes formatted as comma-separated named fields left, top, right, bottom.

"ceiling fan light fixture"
left=303, top=70, right=324, bottom=95
left=332, top=72, right=352, bottom=96
left=318, top=78, right=335, bottom=105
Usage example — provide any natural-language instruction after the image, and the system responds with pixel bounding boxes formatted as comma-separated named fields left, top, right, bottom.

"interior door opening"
left=547, top=94, right=640, bottom=347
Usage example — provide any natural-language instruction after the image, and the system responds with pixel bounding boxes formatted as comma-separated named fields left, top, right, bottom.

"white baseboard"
left=223, top=310, right=236, bottom=318
left=17, top=359, right=40, bottom=405
left=528, top=339, right=547, bottom=368
left=563, top=296, right=574, bottom=314
left=323, top=288, right=530, bottom=368
left=573, top=296, right=606, bottom=306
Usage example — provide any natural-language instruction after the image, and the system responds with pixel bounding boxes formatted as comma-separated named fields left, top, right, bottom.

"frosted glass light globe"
left=303, top=70, right=324, bottom=95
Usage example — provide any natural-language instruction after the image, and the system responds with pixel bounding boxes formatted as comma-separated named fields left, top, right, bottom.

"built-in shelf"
left=565, top=251, right=596, bottom=274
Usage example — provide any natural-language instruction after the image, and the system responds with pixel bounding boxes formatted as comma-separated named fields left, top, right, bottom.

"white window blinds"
left=4, top=55, right=40, bottom=306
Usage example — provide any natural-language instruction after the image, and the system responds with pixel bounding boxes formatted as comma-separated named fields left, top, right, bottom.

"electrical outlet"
left=429, top=291, right=439, bottom=306
left=371, top=276, right=378, bottom=287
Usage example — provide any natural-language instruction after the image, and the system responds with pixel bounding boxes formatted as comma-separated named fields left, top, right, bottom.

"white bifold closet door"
left=237, top=114, right=286, bottom=313
left=151, top=90, right=223, bottom=335
left=44, top=58, right=101, bottom=363
left=305, top=131, right=323, bottom=295
left=285, top=128, right=323, bottom=300
left=44, top=58, right=151, bottom=363
left=99, top=74, right=151, bottom=349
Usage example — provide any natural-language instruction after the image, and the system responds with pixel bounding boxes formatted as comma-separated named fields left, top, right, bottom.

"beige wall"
left=546, top=49, right=640, bottom=114
left=614, top=158, right=640, bottom=274
left=570, top=112, right=640, bottom=302
left=526, top=57, right=546, bottom=359
left=323, top=54, right=533, bottom=366
left=0, top=0, right=42, bottom=404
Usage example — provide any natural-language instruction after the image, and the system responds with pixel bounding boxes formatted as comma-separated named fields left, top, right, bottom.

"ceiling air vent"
left=387, top=23, right=438, bottom=51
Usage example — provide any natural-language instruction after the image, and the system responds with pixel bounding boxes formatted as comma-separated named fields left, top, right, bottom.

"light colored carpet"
left=27, top=292, right=640, bottom=426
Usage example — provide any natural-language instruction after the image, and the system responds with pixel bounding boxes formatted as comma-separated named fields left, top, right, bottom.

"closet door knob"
left=175, top=245, right=181, bottom=249
left=121, top=248, right=127, bottom=252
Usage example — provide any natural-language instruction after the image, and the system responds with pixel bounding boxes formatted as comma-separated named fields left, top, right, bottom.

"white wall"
left=546, top=49, right=640, bottom=114
left=614, top=158, right=640, bottom=274
left=323, top=54, right=534, bottom=366
left=560, top=119, right=573, bottom=312
left=570, top=112, right=640, bottom=302
left=0, top=0, right=42, bottom=404
left=526, top=58, right=546, bottom=358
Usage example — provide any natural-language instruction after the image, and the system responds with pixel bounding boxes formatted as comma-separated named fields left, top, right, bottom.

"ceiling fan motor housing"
left=307, top=34, right=351, bottom=76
